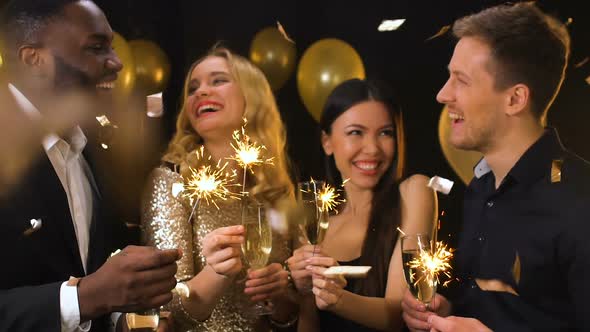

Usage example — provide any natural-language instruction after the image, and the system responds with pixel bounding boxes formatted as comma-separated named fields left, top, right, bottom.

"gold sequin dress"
left=141, top=166, right=291, bottom=332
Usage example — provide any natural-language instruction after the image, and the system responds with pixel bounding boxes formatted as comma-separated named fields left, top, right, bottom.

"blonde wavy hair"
left=162, top=46, right=294, bottom=205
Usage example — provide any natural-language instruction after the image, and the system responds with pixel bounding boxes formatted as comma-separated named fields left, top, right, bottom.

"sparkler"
left=229, top=118, right=274, bottom=195
left=407, top=241, right=454, bottom=288
left=183, top=146, right=238, bottom=224
left=228, top=119, right=274, bottom=239
left=317, top=182, right=343, bottom=212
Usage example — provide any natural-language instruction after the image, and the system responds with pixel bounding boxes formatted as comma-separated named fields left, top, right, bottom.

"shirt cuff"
left=60, top=281, right=92, bottom=332
left=110, top=312, right=123, bottom=332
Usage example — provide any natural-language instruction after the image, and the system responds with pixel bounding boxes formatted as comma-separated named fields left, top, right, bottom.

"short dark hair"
left=453, top=2, right=570, bottom=122
left=0, top=0, right=86, bottom=64
left=320, top=78, right=405, bottom=297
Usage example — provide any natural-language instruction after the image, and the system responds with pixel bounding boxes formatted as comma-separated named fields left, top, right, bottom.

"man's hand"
left=79, top=245, right=181, bottom=321
left=428, top=315, right=492, bottom=332
left=401, top=288, right=451, bottom=331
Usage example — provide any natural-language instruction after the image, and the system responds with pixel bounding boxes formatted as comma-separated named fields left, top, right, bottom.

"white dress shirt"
left=9, top=84, right=93, bottom=332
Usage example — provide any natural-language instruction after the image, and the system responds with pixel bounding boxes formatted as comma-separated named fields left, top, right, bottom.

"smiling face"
left=322, top=100, right=396, bottom=191
left=38, top=1, right=122, bottom=96
left=184, top=56, right=245, bottom=142
left=436, top=37, right=509, bottom=153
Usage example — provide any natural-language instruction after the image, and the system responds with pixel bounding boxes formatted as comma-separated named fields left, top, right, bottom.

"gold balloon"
left=297, top=38, right=365, bottom=122
left=438, top=107, right=483, bottom=184
left=249, top=27, right=296, bottom=91
left=112, top=32, right=136, bottom=97
left=129, top=39, right=171, bottom=95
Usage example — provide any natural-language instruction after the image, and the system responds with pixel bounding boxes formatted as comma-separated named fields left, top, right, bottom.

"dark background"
left=94, top=0, right=589, bottom=245
left=3, top=0, right=584, bottom=245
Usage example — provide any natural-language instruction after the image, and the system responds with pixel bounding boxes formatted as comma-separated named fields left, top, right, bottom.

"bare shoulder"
left=399, top=174, right=436, bottom=232
left=399, top=174, right=431, bottom=200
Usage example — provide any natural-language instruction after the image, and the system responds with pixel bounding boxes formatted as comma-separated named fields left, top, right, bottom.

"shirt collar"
left=472, top=128, right=565, bottom=185
left=8, top=83, right=87, bottom=154
left=507, top=128, right=564, bottom=185
left=473, top=158, right=491, bottom=179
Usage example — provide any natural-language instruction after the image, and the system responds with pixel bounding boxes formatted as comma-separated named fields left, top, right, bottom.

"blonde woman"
left=141, top=46, right=297, bottom=331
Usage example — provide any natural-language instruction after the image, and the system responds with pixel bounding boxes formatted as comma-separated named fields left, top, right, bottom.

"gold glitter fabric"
left=141, top=166, right=292, bottom=332
left=142, top=167, right=195, bottom=281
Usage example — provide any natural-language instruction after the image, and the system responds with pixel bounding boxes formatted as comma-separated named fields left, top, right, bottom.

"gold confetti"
left=396, top=227, right=406, bottom=236
left=96, top=115, right=112, bottom=127
left=574, top=57, right=588, bottom=68
left=476, top=278, right=519, bottom=296
left=23, top=218, right=43, bottom=236
left=551, top=159, right=563, bottom=183
left=426, top=25, right=450, bottom=41
left=277, top=21, right=295, bottom=44
left=512, top=252, right=521, bottom=285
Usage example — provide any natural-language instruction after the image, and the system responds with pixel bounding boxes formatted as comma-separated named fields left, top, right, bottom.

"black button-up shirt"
left=454, top=129, right=590, bottom=331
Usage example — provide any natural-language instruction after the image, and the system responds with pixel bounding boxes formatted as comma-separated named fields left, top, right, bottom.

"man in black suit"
left=0, top=0, right=180, bottom=331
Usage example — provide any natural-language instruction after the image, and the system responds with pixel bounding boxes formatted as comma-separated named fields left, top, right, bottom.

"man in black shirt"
left=402, top=2, right=590, bottom=331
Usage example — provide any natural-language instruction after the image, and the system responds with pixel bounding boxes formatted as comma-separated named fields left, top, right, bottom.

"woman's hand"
left=306, top=256, right=347, bottom=310
left=202, top=225, right=244, bottom=277
left=244, top=263, right=290, bottom=302
left=285, top=244, right=322, bottom=293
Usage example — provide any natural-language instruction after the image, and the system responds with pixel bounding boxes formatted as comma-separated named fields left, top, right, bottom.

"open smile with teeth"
left=353, top=161, right=380, bottom=171
left=96, top=82, right=115, bottom=89
left=449, top=112, right=465, bottom=121
left=197, top=104, right=222, bottom=116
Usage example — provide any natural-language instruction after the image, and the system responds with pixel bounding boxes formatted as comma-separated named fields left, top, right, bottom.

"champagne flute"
left=401, top=234, right=437, bottom=305
left=241, top=200, right=274, bottom=315
left=125, top=308, right=159, bottom=332
left=298, top=181, right=330, bottom=246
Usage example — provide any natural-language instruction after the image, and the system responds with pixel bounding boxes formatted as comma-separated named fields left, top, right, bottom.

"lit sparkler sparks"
left=228, top=119, right=274, bottom=194
left=317, top=183, right=343, bottom=212
left=183, top=147, right=238, bottom=223
left=407, top=241, right=454, bottom=288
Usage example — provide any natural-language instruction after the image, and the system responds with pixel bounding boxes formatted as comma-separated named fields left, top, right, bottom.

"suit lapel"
left=32, top=153, right=85, bottom=276
left=83, top=140, right=110, bottom=274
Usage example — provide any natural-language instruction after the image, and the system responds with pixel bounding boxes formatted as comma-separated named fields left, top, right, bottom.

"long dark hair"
left=320, top=78, right=406, bottom=297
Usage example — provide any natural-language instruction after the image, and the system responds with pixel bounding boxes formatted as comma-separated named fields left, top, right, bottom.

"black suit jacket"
left=0, top=91, right=127, bottom=331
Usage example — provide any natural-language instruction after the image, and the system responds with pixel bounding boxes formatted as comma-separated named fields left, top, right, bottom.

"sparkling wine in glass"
left=125, top=308, right=159, bottom=331
left=241, top=201, right=274, bottom=315
left=401, top=234, right=437, bottom=305
left=298, top=181, right=330, bottom=246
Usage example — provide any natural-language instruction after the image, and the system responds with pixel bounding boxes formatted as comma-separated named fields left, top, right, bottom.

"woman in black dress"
left=287, top=79, right=436, bottom=331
